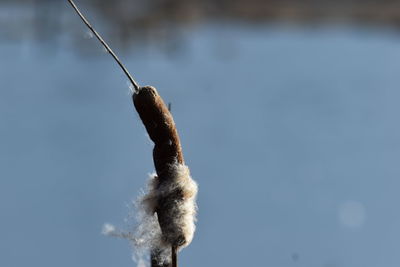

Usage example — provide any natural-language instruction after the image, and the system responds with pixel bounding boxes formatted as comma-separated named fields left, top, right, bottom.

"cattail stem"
left=67, top=0, right=140, bottom=92
left=171, top=246, right=178, bottom=267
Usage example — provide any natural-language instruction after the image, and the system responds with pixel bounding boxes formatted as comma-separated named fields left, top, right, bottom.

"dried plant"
left=67, top=1, right=198, bottom=266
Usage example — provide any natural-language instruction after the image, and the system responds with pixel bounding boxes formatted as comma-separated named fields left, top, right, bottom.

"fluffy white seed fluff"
left=141, top=163, right=198, bottom=249
left=102, top=163, right=198, bottom=267
left=102, top=223, right=117, bottom=236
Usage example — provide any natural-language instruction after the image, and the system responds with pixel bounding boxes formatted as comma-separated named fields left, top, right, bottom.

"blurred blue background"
left=1, top=1, right=400, bottom=267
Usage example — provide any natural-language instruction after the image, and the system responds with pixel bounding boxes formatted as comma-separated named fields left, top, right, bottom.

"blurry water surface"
left=2, top=5, right=400, bottom=267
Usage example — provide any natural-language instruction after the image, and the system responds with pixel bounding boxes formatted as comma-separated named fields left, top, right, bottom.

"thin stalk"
left=171, top=246, right=177, bottom=267
left=67, top=0, right=140, bottom=92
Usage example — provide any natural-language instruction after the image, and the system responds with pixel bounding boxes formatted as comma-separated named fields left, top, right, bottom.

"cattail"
left=67, top=1, right=198, bottom=266
left=134, top=87, right=198, bottom=264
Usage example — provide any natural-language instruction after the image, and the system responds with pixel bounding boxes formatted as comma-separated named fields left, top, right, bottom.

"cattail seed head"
left=134, top=87, right=198, bottom=250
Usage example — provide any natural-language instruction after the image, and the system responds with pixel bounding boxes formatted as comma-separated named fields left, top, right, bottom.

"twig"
left=67, top=0, right=140, bottom=92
